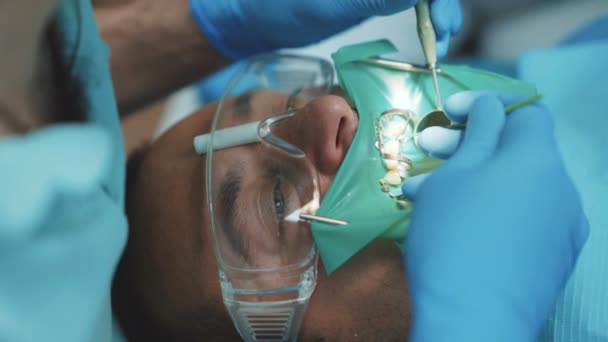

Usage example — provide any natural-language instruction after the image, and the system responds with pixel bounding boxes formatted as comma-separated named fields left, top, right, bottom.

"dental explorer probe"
left=286, top=209, right=348, bottom=226
left=415, top=0, right=443, bottom=110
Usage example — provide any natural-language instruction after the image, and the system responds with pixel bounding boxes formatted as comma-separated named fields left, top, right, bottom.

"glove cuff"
left=410, top=284, right=548, bottom=342
left=409, top=291, right=538, bottom=342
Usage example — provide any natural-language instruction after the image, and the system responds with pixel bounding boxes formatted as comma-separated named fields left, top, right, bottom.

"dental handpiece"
left=415, top=0, right=443, bottom=110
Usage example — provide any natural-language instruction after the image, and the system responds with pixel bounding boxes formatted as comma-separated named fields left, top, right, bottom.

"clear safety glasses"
left=193, top=54, right=335, bottom=342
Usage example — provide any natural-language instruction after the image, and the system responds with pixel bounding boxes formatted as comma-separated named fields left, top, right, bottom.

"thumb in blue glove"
left=402, top=91, right=589, bottom=342
left=189, top=0, right=462, bottom=59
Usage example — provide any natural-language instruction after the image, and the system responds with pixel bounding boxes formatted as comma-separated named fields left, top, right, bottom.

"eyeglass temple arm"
left=193, top=121, right=261, bottom=154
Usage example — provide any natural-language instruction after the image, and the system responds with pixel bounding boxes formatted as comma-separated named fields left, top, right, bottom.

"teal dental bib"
left=312, top=40, right=538, bottom=274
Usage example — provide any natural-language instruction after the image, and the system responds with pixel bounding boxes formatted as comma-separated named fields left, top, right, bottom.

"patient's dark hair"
left=124, top=144, right=151, bottom=205
left=114, top=146, right=227, bottom=341
left=113, top=146, right=239, bottom=341
left=111, top=144, right=165, bottom=341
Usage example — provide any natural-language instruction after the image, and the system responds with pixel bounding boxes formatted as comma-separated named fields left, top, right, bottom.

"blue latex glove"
left=189, top=0, right=461, bottom=59
left=401, top=91, right=589, bottom=342
left=0, top=126, right=127, bottom=342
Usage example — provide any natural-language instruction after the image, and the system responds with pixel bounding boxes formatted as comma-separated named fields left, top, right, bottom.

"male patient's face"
left=116, top=90, right=411, bottom=341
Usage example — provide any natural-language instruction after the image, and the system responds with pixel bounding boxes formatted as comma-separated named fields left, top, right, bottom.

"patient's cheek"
left=299, top=240, right=411, bottom=340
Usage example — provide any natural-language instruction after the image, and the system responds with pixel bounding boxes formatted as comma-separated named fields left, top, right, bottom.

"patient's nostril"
left=279, top=95, right=358, bottom=177
left=336, top=117, right=346, bottom=148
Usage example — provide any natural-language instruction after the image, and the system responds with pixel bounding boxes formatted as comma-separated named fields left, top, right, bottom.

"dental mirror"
left=415, top=93, right=544, bottom=132
left=414, top=108, right=450, bottom=134
left=414, top=0, right=452, bottom=138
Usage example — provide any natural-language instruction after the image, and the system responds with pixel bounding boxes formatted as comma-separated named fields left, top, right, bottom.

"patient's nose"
left=276, top=95, right=358, bottom=176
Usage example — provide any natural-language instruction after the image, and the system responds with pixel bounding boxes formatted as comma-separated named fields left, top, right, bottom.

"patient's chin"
left=299, top=239, right=411, bottom=341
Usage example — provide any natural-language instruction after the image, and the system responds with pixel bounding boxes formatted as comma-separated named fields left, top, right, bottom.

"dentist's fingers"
left=420, top=90, right=545, bottom=162
left=431, top=0, right=462, bottom=58
left=499, top=102, right=555, bottom=154
left=402, top=173, right=431, bottom=200
left=435, top=37, right=450, bottom=63
left=447, top=94, right=506, bottom=168
left=417, top=126, right=463, bottom=159
left=445, top=90, right=529, bottom=123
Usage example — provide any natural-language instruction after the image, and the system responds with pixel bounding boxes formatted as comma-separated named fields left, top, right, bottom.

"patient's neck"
left=0, top=5, right=56, bottom=137
left=0, top=46, right=53, bottom=137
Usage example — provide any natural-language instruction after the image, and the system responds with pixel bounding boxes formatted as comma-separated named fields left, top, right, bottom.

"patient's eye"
left=257, top=161, right=304, bottom=256
left=272, top=179, right=287, bottom=241
left=272, top=179, right=286, bottom=222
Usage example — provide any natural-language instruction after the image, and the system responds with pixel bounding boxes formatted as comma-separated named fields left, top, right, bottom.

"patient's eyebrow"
left=218, top=167, right=250, bottom=262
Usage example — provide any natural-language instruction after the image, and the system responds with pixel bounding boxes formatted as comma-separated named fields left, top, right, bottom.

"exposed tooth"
left=384, top=159, right=398, bottom=170
left=397, top=200, right=411, bottom=209
left=384, top=121, right=406, bottom=138
left=383, top=140, right=400, bottom=156
left=384, top=170, right=402, bottom=185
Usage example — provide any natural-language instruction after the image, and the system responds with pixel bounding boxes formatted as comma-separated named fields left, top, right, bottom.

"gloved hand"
left=189, top=0, right=461, bottom=59
left=401, top=91, right=589, bottom=342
